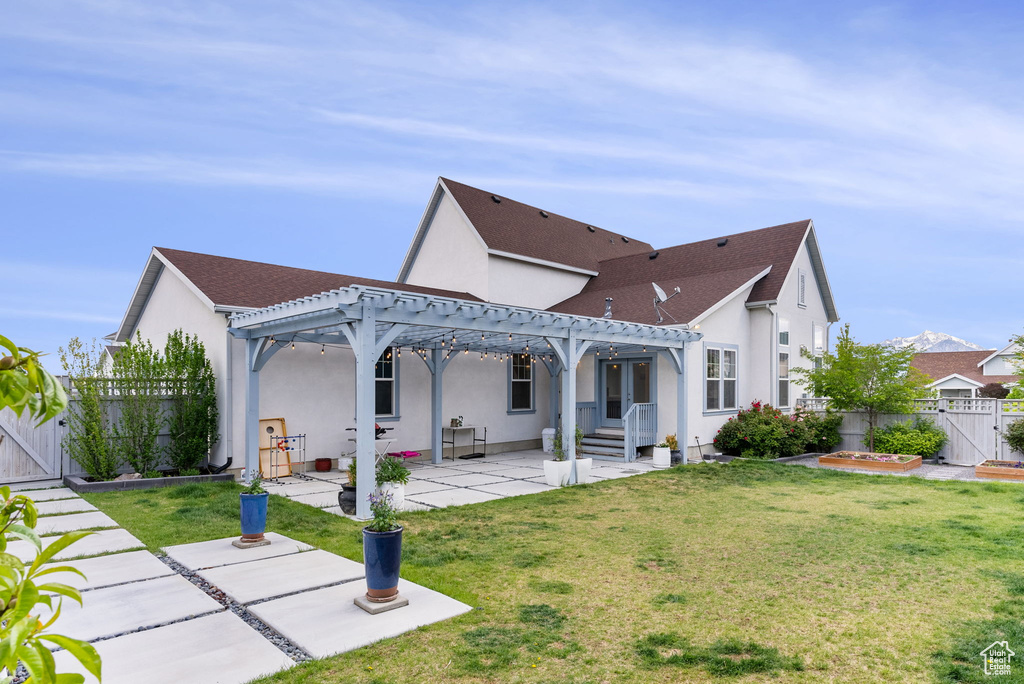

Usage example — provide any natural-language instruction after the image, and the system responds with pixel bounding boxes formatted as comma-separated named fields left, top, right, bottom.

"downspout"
left=768, top=303, right=778, bottom=407
left=224, top=322, right=233, bottom=469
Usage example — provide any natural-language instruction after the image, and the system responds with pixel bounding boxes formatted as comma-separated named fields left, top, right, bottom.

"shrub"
left=164, top=330, right=219, bottom=472
left=980, top=383, right=1010, bottom=399
left=59, top=337, right=120, bottom=480
left=1008, top=387, right=1024, bottom=400
left=868, top=418, right=948, bottom=457
left=111, top=332, right=165, bottom=475
left=1005, top=418, right=1024, bottom=456
left=801, top=411, right=844, bottom=453
left=376, top=455, right=410, bottom=486
left=713, top=401, right=813, bottom=459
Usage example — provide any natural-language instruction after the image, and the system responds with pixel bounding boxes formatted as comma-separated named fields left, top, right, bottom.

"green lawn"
left=82, top=463, right=1024, bottom=683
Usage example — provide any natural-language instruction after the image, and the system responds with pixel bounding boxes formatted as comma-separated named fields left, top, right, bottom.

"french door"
left=600, top=358, right=652, bottom=428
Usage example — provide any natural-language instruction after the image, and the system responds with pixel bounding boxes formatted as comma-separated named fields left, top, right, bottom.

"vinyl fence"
left=797, top=397, right=1024, bottom=465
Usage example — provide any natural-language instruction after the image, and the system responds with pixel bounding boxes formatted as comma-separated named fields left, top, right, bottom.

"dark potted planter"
left=240, top=493, right=269, bottom=541
left=315, top=457, right=332, bottom=472
left=669, top=450, right=682, bottom=465
left=338, top=485, right=357, bottom=515
left=363, top=526, right=403, bottom=601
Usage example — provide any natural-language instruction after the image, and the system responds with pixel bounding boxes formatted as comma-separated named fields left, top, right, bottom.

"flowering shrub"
left=366, top=491, right=400, bottom=532
left=713, top=401, right=842, bottom=459
left=867, top=418, right=947, bottom=457
left=829, top=451, right=915, bottom=463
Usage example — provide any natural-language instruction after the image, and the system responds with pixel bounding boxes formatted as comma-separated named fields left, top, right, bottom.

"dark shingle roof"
left=155, top=247, right=481, bottom=309
left=440, top=177, right=652, bottom=271
left=910, top=351, right=1017, bottom=386
left=548, top=220, right=810, bottom=325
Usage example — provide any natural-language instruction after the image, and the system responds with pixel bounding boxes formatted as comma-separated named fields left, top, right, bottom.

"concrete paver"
left=36, top=498, right=97, bottom=516
left=17, top=487, right=79, bottom=502
left=286, top=490, right=341, bottom=508
left=198, top=549, right=364, bottom=604
left=36, top=510, right=119, bottom=536
left=426, top=472, right=511, bottom=487
left=248, top=578, right=472, bottom=658
left=7, top=528, right=144, bottom=562
left=263, top=480, right=340, bottom=496
left=482, top=465, right=544, bottom=479
left=42, top=550, right=174, bottom=591
left=52, top=611, right=294, bottom=684
left=36, top=574, right=223, bottom=642
left=470, top=480, right=554, bottom=497
left=403, top=480, right=455, bottom=495
left=163, top=532, right=313, bottom=570
left=406, top=488, right=502, bottom=508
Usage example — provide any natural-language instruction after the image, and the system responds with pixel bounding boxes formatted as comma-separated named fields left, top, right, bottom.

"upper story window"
left=375, top=347, right=396, bottom=417
left=705, top=345, right=738, bottom=412
left=779, top=317, right=790, bottom=347
left=509, top=353, right=534, bottom=412
left=778, top=352, right=790, bottom=408
left=813, top=323, right=825, bottom=355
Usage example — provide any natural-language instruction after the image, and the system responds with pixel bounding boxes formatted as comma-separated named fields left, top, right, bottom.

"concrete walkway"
left=266, top=448, right=659, bottom=513
left=11, top=484, right=470, bottom=684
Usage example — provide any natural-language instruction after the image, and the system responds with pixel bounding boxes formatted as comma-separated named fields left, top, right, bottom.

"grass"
left=81, top=462, right=1024, bottom=683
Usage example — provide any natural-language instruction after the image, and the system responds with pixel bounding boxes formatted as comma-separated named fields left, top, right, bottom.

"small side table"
left=441, top=425, right=487, bottom=460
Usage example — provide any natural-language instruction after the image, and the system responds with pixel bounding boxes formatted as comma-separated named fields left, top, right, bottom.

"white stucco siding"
left=403, top=193, right=489, bottom=299
left=487, top=256, right=590, bottom=309
left=131, top=266, right=232, bottom=465
left=775, top=240, right=831, bottom=405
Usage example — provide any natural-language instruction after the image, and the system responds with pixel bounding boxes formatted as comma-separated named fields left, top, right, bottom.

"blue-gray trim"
left=702, top=342, right=739, bottom=416
left=595, top=353, right=656, bottom=427
left=506, top=353, right=537, bottom=415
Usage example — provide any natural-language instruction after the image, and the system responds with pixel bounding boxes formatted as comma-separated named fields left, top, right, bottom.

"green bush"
left=1007, top=387, right=1024, bottom=400
left=1004, top=418, right=1024, bottom=456
left=165, top=330, right=219, bottom=472
left=60, top=337, right=120, bottom=480
left=713, top=402, right=837, bottom=459
left=867, top=418, right=948, bottom=457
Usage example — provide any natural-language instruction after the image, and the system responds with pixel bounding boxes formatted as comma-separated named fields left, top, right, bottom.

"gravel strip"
left=158, top=555, right=314, bottom=663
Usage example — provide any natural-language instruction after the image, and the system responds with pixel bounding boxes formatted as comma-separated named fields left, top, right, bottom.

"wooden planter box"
left=818, top=452, right=922, bottom=472
left=975, top=461, right=1024, bottom=481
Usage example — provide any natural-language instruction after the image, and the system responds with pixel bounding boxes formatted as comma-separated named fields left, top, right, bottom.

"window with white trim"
left=778, top=352, right=790, bottom=408
left=509, top=353, right=533, bottom=411
left=812, top=323, right=825, bottom=354
left=375, top=347, right=396, bottom=416
left=705, top=345, right=738, bottom=412
left=779, top=317, right=790, bottom=347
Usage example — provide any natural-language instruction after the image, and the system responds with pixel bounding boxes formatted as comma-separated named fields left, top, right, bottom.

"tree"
left=60, top=337, right=120, bottom=480
left=793, top=324, right=931, bottom=452
left=164, top=330, right=219, bottom=473
left=111, top=332, right=165, bottom=475
left=979, top=382, right=1009, bottom=399
left=0, top=335, right=67, bottom=423
left=1010, top=330, right=1024, bottom=377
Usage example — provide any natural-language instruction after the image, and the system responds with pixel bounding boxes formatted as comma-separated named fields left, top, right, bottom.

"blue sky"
left=4, top=1, right=1023, bottom=369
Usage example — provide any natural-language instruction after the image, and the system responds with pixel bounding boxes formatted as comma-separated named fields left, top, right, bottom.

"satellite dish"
left=652, top=282, right=681, bottom=324
left=652, top=282, right=668, bottom=303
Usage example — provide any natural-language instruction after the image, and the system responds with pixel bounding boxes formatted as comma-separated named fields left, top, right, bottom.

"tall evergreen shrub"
left=164, top=330, right=219, bottom=472
left=111, top=332, right=165, bottom=474
left=59, top=337, right=119, bottom=480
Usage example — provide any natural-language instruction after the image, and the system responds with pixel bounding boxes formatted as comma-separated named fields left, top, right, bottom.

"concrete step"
left=579, top=444, right=625, bottom=456
left=582, top=436, right=625, bottom=447
left=580, top=451, right=626, bottom=461
left=594, top=428, right=624, bottom=437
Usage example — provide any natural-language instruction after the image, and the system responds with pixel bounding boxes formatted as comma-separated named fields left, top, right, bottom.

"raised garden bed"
left=64, top=472, right=235, bottom=493
left=975, top=460, right=1024, bottom=481
left=818, top=451, right=922, bottom=472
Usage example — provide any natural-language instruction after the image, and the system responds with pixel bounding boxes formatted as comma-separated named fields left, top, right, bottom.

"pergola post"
left=353, top=301, right=377, bottom=520
left=663, top=346, right=689, bottom=466
left=425, top=348, right=453, bottom=465
left=548, top=332, right=591, bottom=484
left=544, top=359, right=561, bottom=430
left=243, top=337, right=262, bottom=483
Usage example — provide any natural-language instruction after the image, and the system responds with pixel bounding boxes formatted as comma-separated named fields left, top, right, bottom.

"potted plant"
left=363, top=491, right=403, bottom=603
left=338, top=459, right=357, bottom=515
left=652, top=439, right=672, bottom=469
left=665, top=434, right=683, bottom=465
left=376, top=455, right=410, bottom=509
left=239, top=470, right=269, bottom=544
left=544, top=428, right=573, bottom=487
left=570, top=426, right=591, bottom=484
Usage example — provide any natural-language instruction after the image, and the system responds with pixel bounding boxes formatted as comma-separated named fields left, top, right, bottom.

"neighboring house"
left=111, top=176, right=839, bottom=480
left=911, top=346, right=1021, bottom=397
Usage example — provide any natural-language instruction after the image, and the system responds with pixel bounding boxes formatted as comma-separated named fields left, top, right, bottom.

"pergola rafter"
left=229, top=285, right=701, bottom=519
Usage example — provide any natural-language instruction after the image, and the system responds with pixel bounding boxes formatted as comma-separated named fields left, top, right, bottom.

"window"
left=813, top=323, right=825, bottom=354
left=375, top=347, right=396, bottom=416
left=778, top=352, right=790, bottom=408
left=797, top=269, right=807, bottom=308
left=508, top=353, right=534, bottom=412
left=779, top=317, right=790, bottom=347
left=705, top=345, right=738, bottom=412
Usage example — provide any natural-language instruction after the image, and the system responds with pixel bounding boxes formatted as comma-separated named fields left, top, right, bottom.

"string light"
left=397, top=348, right=401, bottom=358
left=291, top=341, right=295, bottom=350
left=269, top=336, right=275, bottom=345
left=320, top=344, right=325, bottom=355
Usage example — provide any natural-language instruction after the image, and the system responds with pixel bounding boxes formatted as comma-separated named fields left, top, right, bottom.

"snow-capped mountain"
left=882, top=331, right=989, bottom=353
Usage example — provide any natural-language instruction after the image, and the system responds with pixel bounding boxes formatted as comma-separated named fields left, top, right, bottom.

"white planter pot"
left=543, top=460, right=572, bottom=487
left=574, top=458, right=593, bottom=484
left=378, top=481, right=406, bottom=509
left=652, top=447, right=672, bottom=469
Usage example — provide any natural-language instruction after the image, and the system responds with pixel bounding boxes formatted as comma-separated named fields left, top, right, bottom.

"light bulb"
left=320, top=345, right=325, bottom=355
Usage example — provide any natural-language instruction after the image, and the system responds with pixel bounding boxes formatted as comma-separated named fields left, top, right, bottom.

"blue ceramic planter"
left=240, top=493, right=269, bottom=539
left=362, top=526, right=403, bottom=601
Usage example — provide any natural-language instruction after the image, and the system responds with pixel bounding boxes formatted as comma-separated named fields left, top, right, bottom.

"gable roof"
left=549, top=220, right=832, bottom=325
left=114, top=247, right=480, bottom=342
left=910, top=350, right=1018, bottom=386
left=398, top=177, right=652, bottom=280
left=976, top=341, right=1022, bottom=368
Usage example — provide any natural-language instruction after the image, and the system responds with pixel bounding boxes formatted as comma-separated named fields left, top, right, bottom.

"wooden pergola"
left=229, top=285, right=702, bottom=518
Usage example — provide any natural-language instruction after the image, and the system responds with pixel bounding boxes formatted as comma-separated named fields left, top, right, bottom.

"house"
left=911, top=345, right=1021, bottom=397
left=112, top=177, right=839, bottom=517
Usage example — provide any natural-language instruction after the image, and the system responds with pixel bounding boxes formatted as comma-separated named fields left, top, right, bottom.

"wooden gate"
left=998, top=400, right=1024, bottom=460
left=0, top=408, right=62, bottom=483
left=920, top=399, right=996, bottom=465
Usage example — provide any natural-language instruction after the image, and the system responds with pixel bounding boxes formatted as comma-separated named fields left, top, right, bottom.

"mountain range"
left=881, top=330, right=991, bottom=353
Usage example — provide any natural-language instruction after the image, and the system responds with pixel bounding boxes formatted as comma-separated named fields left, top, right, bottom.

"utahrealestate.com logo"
left=981, top=641, right=1015, bottom=676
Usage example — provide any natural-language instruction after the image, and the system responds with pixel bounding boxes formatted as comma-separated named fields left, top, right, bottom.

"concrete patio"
left=265, top=448, right=660, bottom=514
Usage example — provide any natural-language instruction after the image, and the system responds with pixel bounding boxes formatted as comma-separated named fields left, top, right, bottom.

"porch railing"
left=624, top=402, right=657, bottom=463
left=575, top=402, right=597, bottom=437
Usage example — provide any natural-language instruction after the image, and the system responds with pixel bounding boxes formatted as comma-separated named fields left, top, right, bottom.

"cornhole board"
left=259, top=418, right=292, bottom=478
